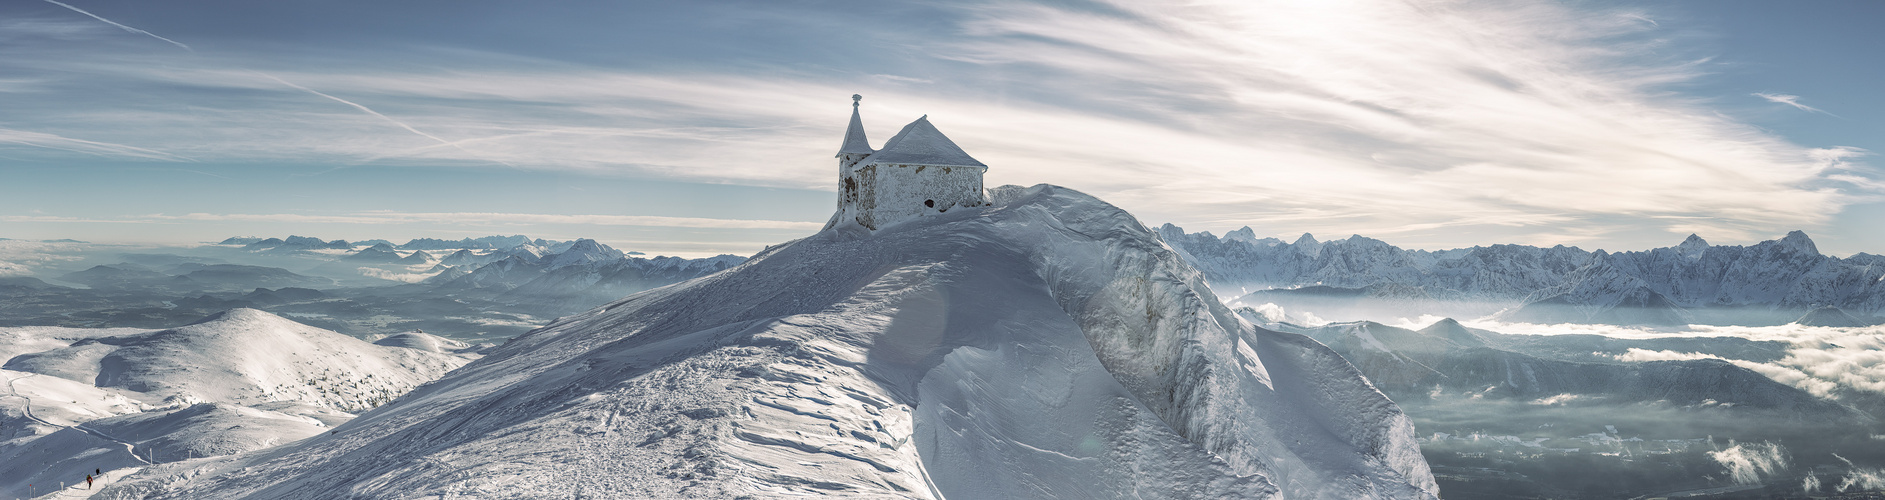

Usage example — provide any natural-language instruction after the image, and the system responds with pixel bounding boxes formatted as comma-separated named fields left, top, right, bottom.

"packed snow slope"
left=103, top=185, right=1437, bottom=500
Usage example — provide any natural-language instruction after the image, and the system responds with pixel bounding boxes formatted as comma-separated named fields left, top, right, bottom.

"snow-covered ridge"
left=1160, top=225, right=1885, bottom=318
left=103, top=185, right=1436, bottom=499
left=1, top=309, right=479, bottom=499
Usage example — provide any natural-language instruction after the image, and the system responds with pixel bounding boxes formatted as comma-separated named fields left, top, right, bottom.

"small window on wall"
left=924, top=199, right=936, bottom=208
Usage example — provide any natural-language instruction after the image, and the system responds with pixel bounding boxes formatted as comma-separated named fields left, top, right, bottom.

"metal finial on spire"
left=852, top=94, right=862, bottom=107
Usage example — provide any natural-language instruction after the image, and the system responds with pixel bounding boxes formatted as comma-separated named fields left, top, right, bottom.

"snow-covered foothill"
left=0, top=310, right=481, bottom=500
left=7, top=308, right=471, bottom=412
left=100, top=185, right=1436, bottom=499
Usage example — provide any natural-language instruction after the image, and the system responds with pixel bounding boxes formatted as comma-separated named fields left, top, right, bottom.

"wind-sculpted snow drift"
left=104, top=185, right=1438, bottom=499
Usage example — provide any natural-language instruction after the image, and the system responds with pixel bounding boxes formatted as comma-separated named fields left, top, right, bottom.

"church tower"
left=826, top=96, right=988, bottom=231
left=835, top=94, right=874, bottom=219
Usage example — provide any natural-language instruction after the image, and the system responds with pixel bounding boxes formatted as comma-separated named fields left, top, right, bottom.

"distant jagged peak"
left=559, top=238, right=617, bottom=256
left=544, top=238, right=626, bottom=269
left=1220, top=226, right=1284, bottom=247
left=1224, top=226, right=1258, bottom=242
left=365, top=242, right=396, bottom=252
left=284, top=235, right=350, bottom=248
left=1292, top=232, right=1323, bottom=257
left=1778, top=230, right=1819, bottom=255
left=1676, top=233, right=1709, bottom=259
left=396, top=235, right=543, bottom=250
left=503, top=244, right=547, bottom=260
left=1156, top=222, right=1187, bottom=240
left=1337, top=234, right=1394, bottom=248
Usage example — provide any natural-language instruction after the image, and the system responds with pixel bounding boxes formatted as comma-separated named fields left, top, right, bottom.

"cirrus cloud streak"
left=2, top=211, right=824, bottom=230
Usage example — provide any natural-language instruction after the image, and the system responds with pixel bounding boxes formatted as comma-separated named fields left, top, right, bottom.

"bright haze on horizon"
left=0, top=0, right=1881, bottom=257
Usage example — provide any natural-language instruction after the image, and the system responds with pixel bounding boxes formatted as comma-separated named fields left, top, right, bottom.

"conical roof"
left=862, top=115, right=985, bottom=168
left=838, top=98, right=874, bottom=156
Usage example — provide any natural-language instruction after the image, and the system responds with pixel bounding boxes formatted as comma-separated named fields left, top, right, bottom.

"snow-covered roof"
left=838, top=98, right=874, bottom=156
left=861, top=115, right=986, bottom=168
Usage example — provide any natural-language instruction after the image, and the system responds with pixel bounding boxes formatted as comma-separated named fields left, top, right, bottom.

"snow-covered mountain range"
left=0, top=235, right=746, bottom=340
left=98, top=185, right=1439, bottom=499
left=0, top=309, right=481, bottom=498
left=420, top=238, right=746, bottom=315
left=1159, top=225, right=1885, bottom=324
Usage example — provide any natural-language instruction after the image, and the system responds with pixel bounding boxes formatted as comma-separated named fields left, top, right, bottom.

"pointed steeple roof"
left=862, top=115, right=986, bottom=168
left=838, top=94, right=874, bottom=156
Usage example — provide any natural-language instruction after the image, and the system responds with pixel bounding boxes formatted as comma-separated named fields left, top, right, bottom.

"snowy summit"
left=827, top=95, right=990, bottom=231
left=89, top=103, right=1439, bottom=500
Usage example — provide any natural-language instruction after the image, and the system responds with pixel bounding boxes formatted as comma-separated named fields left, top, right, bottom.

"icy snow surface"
left=101, top=185, right=1436, bottom=499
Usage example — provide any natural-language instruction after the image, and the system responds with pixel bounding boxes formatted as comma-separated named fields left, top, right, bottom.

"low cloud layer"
left=0, top=240, right=85, bottom=277
left=1469, top=320, right=1885, bottom=400
left=1609, top=348, right=1718, bottom=363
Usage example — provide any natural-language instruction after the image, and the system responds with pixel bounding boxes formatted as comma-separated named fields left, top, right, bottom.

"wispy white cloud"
left=0, top=0, right=1877, bottom=253
left=912, top=0, right=1872, bottom=247
left=1708, top=440, right=1789, bottom=485
left=1609, top=348, right=1718, bottom=362
left=257, top=73, right=515, bottom=168
left=871, top=74, right=934, bottom=84
left=38, top=0, right=191, bottom=51
left=1469, top=320, right=1885, bottom=399
left=0, top=128, right=189, bottom=161
left=1753, top=92, right=1832, bottom=115
left=1834, top=453, right=1885, bottom=492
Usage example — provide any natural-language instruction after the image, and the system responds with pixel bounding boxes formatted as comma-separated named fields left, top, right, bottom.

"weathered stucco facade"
left=826, top=96, right=988, bottom=231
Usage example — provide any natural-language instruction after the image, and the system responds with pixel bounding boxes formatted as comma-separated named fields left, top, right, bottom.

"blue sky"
left=1, top=0, right=1880, bottom=257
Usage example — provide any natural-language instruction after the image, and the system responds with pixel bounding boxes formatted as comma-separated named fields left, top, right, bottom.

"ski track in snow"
left=4, top=372, right=154, bottom=466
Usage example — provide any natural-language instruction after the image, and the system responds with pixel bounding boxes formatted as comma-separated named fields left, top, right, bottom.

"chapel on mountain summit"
left=826, top=95, right=989, bottom=231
